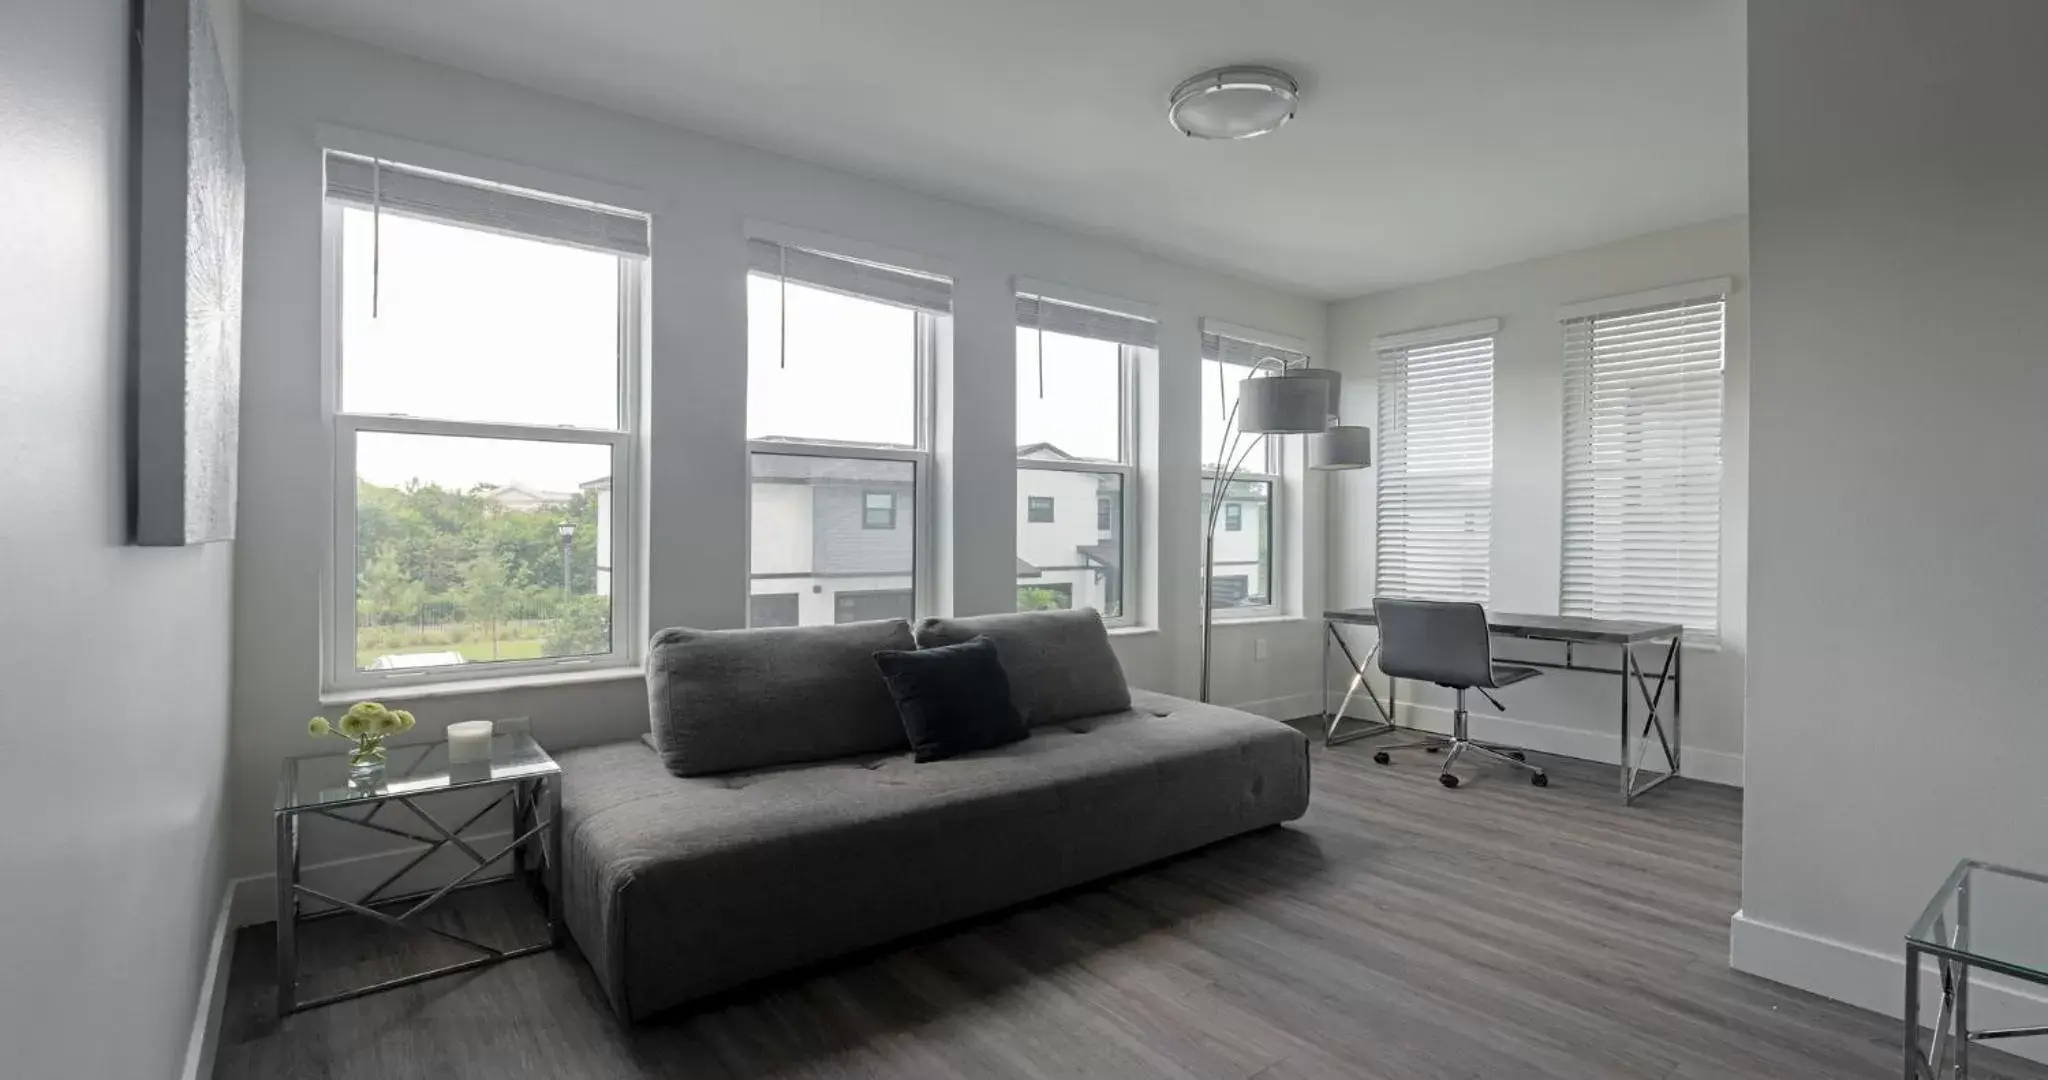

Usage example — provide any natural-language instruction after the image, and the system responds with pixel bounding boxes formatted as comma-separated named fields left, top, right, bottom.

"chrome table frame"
left=273, top=748, right=562, bottom=1015
left=1905, top=859, right=2048, bottom=1079
left=1320, top=609, right=1684, bottom=805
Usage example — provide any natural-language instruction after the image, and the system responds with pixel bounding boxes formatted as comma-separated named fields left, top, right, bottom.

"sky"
left=342, top=208, right=1259, bottom=493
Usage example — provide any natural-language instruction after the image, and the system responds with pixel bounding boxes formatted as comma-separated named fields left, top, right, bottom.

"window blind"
left=1375, top=334, right=1494, bottom=602
left=746, top=239, right=953, bottom=316
left=324, top=152, right=649, bottom=258
left=1015, top=294, right=1156, bottom=349
left=1560, top=296, right=1725, bottom=636
left=1201, top=331, right=1306, bottom=369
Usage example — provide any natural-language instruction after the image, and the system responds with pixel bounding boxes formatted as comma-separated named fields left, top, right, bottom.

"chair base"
left=1367, top=699, right=1548, bottom=789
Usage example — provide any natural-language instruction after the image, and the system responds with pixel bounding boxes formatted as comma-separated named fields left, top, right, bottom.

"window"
left=1561, top=288, right=1727, bottom=636
left=1375, top=323, right=1495, bottom=603
left=861, top=491, right=897, bottom=530
left=1200, top=326, right=1295, bottom=614
left=748, top=237, right=946, bottom=626
left=1015, top=291, right=1151, bottom=622
left=322, top=152, right=645, bottom=690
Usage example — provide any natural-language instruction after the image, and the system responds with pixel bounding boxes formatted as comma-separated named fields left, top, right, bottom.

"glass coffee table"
left=1906, top=859, right=2048, bottom=1078
left=273, top=733, right=561, bottom=1014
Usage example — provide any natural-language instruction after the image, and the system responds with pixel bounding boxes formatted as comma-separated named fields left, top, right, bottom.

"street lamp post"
left=556, top=522, right=576, bottom=600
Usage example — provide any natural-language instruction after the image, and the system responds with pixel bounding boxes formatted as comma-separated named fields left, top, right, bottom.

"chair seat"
left=1491, top=663, right=1541, bottom=688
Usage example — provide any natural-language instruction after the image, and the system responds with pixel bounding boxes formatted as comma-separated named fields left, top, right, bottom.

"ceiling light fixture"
left=1167, top=65, right=1300, bottom=140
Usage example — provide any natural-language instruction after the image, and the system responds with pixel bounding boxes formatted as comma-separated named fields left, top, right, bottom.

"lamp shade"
left=1237, top=371, right=1330, bottom=434
left=1309, top=425, right=1372, bottom=470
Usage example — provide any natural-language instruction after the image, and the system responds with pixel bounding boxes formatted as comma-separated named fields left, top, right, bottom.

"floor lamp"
left=1200, top=361, right=1371, bottom=702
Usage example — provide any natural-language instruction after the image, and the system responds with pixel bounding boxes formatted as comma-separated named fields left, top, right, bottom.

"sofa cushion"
left=556, top=688, right=1310, bottom=1020
left=872, top=635, right=1028, bottom=762
left=913, top=609, right=1129, bottom=725
left=646, top=619, right=914, bottom=776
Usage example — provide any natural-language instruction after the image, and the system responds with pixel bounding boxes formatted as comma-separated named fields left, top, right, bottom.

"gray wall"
left=1735, top=0, right=2048, bottom=1038
left=0, top=1, right=239, bottom=1077
left=1327, top=218, right=1750, bottom=785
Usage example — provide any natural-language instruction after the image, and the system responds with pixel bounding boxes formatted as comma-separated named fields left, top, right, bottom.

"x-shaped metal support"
left=1322, top=620, right=1395, bottom=746
left=275, top=775, right=561, bottom=1015
left=1619, top=639, right=1682, bottom=804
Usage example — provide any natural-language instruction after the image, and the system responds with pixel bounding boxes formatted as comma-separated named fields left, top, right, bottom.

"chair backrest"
left=1372, top=597, right=1495, bottom=688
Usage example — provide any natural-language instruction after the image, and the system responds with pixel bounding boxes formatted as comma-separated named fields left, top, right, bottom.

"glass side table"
left=273, top=733, right=562, bottom=1014
left=1905, top=859, right=2048, bottom=1078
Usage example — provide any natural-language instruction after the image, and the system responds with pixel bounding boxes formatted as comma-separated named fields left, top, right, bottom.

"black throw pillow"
left=872, top=635, right=1028, bottom=763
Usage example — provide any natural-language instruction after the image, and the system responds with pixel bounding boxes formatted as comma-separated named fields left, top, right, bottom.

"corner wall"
left=0, top=1, right=239, bottom=1077
left=1736, top=0, right=2048, bottom=1047
left=1327, top=218, right=1750, bottom=784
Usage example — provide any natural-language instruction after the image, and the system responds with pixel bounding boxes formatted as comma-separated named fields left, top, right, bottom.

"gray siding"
left=813, top=482, right=914, bottom=575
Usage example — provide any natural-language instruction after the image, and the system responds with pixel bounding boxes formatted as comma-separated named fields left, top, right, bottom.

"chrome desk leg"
left=1905, top=941, right=1925, bottom=1080
left=1324, top=621, right=1395, bottom=747
left=545, top=775, right=565, bottom=947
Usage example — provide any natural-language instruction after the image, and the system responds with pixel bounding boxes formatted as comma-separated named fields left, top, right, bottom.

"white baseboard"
left=1326, top=693, right=1743, bottom=787
left=1227, top=691, right=1324, bottom=722
left=1730, top=909, right=2048, bottom=1065
left=230, top=827, right=516, bottom=928
left=181, top=884, right=235, bottom=1080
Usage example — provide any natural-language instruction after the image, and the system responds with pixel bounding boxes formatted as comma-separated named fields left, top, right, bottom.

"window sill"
left=320, top=664, right=646, bottom=706
left=1107, top=625, right=1160, bottom=639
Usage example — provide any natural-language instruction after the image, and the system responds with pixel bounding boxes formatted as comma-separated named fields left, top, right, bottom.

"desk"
left=1320, top=608, right=1683, bottom=805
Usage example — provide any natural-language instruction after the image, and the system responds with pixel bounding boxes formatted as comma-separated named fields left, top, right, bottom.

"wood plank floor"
left=216, top=733, right=2048, bottom=1079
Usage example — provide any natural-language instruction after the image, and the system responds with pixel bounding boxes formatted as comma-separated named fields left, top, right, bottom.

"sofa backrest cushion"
left=646, top=619, right=914, bottom=776
left=913, top=609, right=1130, bottom=726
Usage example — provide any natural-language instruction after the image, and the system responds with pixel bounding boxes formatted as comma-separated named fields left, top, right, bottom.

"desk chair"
left=1369, top=597, right=1548, bottom=789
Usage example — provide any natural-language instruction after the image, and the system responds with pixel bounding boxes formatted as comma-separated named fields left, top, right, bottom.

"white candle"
left=446, top=720, right=494, bottom=764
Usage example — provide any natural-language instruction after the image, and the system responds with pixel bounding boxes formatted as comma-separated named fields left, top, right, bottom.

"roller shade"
left=324, top=152, right=649, bottom=258
left=1561, top=296, right=1726, bottom=637
left=1015, top=294, right=1156, bottom=349
left=747, top=239, right=952, bottom=316
left=1375, top=334, right=1494, bottom=603
left=1202, top=331, right=1306, bottom=369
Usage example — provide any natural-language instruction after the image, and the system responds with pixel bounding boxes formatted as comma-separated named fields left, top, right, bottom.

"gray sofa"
left=555, top=610, right=1310, bottom=1021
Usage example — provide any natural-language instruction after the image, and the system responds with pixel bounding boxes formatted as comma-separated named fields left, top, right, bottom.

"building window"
left=861, top=490, right=897, bottom=530
left=748, top=593, right=799, bottom=628
left=1200, top=328, right=1294, bottom=615
left=321, top=152, right=646, bottom=691
left=1375, top=326, right=1495, bottom=603
left=1561, top=290, right=1726, bottom=637
left=1015, top=291, right=1151, bottom=623
left=747, top=237, right=947, bottom=627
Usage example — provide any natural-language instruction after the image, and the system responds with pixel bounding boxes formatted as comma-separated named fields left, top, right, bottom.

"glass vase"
left=347, top=741, right=387, bottom=789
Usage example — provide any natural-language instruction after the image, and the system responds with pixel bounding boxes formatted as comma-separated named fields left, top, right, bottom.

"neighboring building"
left=481, top=481, right=576, bottom=511
left=583, top=475, right=614, bottom=597
left=587, top=449, right=1266, bottom=622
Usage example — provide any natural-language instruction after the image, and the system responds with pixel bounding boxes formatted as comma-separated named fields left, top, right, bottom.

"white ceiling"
left=249, top=0, right=1747, bottom=299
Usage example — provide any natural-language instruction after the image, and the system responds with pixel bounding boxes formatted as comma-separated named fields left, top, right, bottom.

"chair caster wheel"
left=1507, top=751, right=1526, bottom=762
left=1371, top=751, right=1391, bottom=765
left=1438, top=773, right=1460, bottom=789
left=1424, top=745, right=1441, bottom=754
left=1530, top=773, right=1549, bottom=788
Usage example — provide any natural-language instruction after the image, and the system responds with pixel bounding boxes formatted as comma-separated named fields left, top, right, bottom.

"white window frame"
left=1014, top=341, right=1141, bottom=627
left=746, top=304, right=938, bottom=626
left=1559, top=280, right=1730, bottom=640
left=319, top=200, right=645, bottom=694
left=1372, top=318, right=1499, bottom=605
left=1202, top=351, right=1286, bottom=621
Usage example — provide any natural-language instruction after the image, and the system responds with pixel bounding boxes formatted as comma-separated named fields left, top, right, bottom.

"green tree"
left=544, top=594, right=612, bottom=657
left=458, top=553, right=516, bottom=660
left=1017, top=586, right=1072, bottom=612
left=358, top=547, right=426, bottom=628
